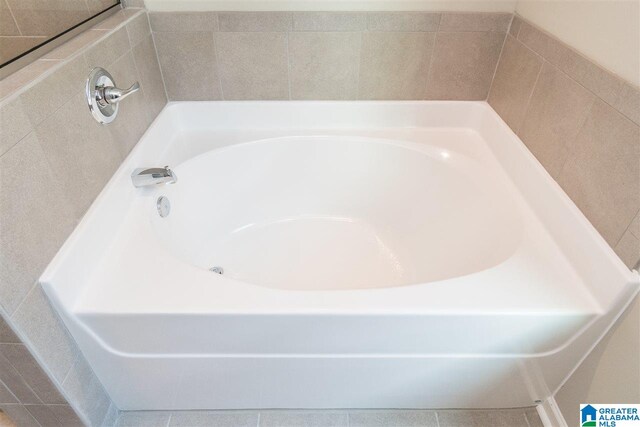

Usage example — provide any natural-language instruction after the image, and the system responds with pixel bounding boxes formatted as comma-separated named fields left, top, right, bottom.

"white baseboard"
left=538, top=397, right=569, bottom=427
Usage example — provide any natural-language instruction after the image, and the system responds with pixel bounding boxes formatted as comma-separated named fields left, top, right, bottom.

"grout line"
left=514, top=56, right=544, bottom=135
left=166, top=412, right=172, bottom=427
left=434, top=411, right=440, bottom=427
left=486, top=30, right=509, bottom=102
left=256, top=411, right=260, bottom=427
left=7, top=280, right=38, bottom=319
left=513, top=15, right=522, bottom=39
left=555, top=90, right=596, bottom=179
left=354, top=31, right=362, bottom=100
left=0, top=36, right=48, bottom=39
left=2, top=290, right=88, bottom=426
left=613, top=205, right=640, bottom=249
left=4, top=0, right=22, bottom=36
left=0, top=351, right=46, bottom=406
left=59, top=352, right=80, bottom=388
left=129, top=33, right=155, bottom=123
left=513, top=15, right=639, bottom=125
left=421, top=11, right=443, bottom=100
left=423, top=31, right=438, bottom=99
left=24, top=405, right=44, bottom=427
left=212, top=31, right=224, bottom=100
left=285, top=31, right=292, bottom=100
left=150, top=30, right=170, bottom=102
left=0, top=378, right=21, bottom=405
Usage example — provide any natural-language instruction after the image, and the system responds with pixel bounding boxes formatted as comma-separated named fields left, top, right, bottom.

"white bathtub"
left=41, top=102, right=638, bottom=410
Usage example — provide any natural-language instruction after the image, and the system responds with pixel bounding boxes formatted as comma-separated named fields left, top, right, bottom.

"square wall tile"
left=349, top=410, right=437, bottom=427
left=218, top=12, right=291, bottom=32
left=525, top=407, right=544, bottom=427
left=359, top=32, right=435, bottom=100
left=0, top=0, right=19, bottom=36
left=48, top=404, right=84, bottom=427
left=92, top=9, right=140, bottom=31
left=107, top=52, right=152, bottom=157
left=102, top=403, right=119, bottom=427
left=615, top=82, right=640, bottom=126
left=0, top=404, right=40, bottom=427
left=367, top=12, right=440, bottom=32
left=289, top=32, right=360, bottom=100
left=261, top=410, right=348, bottom=427
left=0, top=317, right=19, bottom=343
left=0, top=351, right=39, bottom=403
left=216, top=32, right=289, bottom=100
left=0, top=60, right=58, bottom=101
left=26, top=404, right=66, bottom=427
left=34, top=91, right=122, bottom=216
left=169, top=411, right=258, bottom=427
left=132, top=35, right=168, bottom=119
left=84, top=26, right=131, bottom=69
left=0, top=344, right=66, bottom=404
left=0, top=97, right=31, bottom=157
left=42, top=29, right=108, bottom=60
left=6, top=0, right=90, bottom=36
left=62, top=354, right=110, bottom=427
left=0, top=381, right=17, bottom=404
left=615, top=229, right=640, bottom=269
left=439, top=13, right=511, bottom=32
left=149, top=12, right=218, bottom=32
left=628, top=211, right=640, bottom=239
left=20, top=54, right=88, bottom=128
left=117, top=411, right=171, bottom=426
left=154, top=31, right=221, bottom=101
left=437, top=410, right=529, bottom=427
left=0, top=135, right=77, bottom=314
left=425, top=31, right=505, bottom=100
left=509, top=15, right=522, bottom=37
left=11, top=285, right=78, bottom=384
left=518, top=62, right=595, bottom=179
left=558, top=100, right=640, bottom=246
left=575, top=60, right=623, bottom=106
left=292, top=12, right=366, bottom=31
left=488, top=35, right=543, bottom=132
left=126, top=12, right=151, bottom=48
left=517, top=21, right=552, bottom=58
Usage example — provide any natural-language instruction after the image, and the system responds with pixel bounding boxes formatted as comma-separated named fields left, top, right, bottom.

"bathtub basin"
left=41, top=102, right=638, bottom=410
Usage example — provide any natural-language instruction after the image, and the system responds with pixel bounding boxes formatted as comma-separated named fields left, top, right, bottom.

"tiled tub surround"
left=150, top=11, right=511, bottom=101
left=0, top=7, right=636, bottom=427
left=0, top=0, right=119, bottom=64
left=0, top=7, right=166, bottom=426
left=488, top=16, right=640, bottom=269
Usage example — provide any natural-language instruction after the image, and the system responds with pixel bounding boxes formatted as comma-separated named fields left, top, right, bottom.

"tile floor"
left=114, top=407, right=544, bottom=427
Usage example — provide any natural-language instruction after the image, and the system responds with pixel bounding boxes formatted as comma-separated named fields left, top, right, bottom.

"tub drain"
left=210, top=266, right=224, bottom=274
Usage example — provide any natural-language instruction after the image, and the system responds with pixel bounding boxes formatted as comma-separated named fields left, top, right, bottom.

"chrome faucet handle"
left=86, top=67, right=140, bottom=124
left=102, top=82, right=140, bottom=105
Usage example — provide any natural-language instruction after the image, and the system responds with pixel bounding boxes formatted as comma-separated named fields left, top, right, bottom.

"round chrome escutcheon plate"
left=86, top=67, right=118, bottom=124
left=157, top=196, right=170, bottom=218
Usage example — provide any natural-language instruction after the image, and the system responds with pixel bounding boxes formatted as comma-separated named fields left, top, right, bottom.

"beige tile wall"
left=488, top=16, right=640, bottom=270
left=0, top=0, right=119, bottom=65
left=150, top=11, right=511, bottom=101
left=0, top=7, right=166, bottom=426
